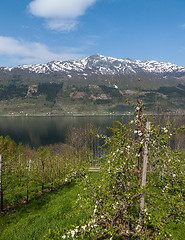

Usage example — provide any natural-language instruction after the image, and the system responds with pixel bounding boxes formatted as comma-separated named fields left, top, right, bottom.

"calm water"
left=0, top=115, right=128, bottom=147
left=0, top=115, right=184, bottom=148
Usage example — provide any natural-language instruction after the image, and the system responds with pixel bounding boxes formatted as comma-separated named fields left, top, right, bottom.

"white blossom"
left=82, top=225, right=87, bottom=230
left=163, top=127, right=168, bottom=133
left=138, top=131, right=142, bottom=136
left=136, top=225, right=141, bottom=231
left=71, top=230, right=76, bottom=238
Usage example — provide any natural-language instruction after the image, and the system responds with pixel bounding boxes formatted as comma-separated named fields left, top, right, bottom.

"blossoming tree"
left=59, top=100, right=185, bottom=239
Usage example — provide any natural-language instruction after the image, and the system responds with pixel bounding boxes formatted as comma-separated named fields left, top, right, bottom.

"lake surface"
left=0, top=114, right=184, bottom=148
left=0, top=115, right=128, bottom=147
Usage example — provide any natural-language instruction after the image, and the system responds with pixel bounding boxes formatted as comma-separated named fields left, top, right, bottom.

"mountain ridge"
left=2, top=54, right=185, bottom=77
left=0, top=54, right=185, bottom=115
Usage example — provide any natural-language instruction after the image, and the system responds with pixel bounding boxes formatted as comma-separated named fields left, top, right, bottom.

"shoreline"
left=0, top=112, right=185, bottom=117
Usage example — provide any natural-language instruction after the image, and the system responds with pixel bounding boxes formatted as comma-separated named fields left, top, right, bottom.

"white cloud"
left=0, top=36, right=84, bottom=66
left=28, top=0, right=97, bottom=31
left=29, top=0, right=97, bottom=18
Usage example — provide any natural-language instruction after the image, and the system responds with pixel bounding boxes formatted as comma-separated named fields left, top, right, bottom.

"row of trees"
left=0, top=136, right=92, bottom=212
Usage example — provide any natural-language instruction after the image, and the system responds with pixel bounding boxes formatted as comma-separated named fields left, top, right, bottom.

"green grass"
left=0, top=172, right=184, bottom=240
left=0, top=180, right=90, bottom=240
left=165, top=220, right=185, bottom=240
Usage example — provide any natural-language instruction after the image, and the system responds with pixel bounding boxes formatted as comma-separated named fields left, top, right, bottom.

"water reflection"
left=0, top=115, right=184, bottom=150
left=0, top=115, right=127, bottom=147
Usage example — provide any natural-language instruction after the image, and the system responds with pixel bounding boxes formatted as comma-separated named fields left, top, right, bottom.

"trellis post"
left=26, top=159, right=31, bottom=203
left=139, top=121, right=151, bottom=231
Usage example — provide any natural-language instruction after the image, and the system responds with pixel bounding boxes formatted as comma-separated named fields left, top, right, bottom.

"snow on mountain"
left=3, top=54, right=185, bottom=76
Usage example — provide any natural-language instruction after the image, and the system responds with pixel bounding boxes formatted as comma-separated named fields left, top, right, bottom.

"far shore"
left=0, top=112, right=184, bottom=117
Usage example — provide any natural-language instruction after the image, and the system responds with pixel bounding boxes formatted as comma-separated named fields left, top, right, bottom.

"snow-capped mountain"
left=2, top=54, right=185, bottom=76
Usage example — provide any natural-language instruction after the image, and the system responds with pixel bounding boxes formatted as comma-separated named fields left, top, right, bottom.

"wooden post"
left=26, top=159, right=31, bottom=203
left=0, top=154, right=3, bottom=212
left=139, top=121, right=151, bottom=231
left=50, top=162, right=53, bottom=191
left=41, top=160, right=45, bottom=195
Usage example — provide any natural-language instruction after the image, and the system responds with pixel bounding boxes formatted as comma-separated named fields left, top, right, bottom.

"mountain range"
left=2, top=54, right=185, bottom=77
left=0, top=54, right=185, bottom=115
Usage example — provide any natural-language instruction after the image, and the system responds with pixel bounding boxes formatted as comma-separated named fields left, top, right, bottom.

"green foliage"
left=57, top=105, right=185, bottom=239
left=0, top=98, right=185, bottom=239
left=158, top=85, right=185, bottom=97
left=0, top=136, right=17, bottom=210
left=0, top=137, right=88, bottom=212
left=0, top=84, right=28, bottom=100
left=99, top=85, right=122, bottom=98
left=36, top=83, right=63, bottom=102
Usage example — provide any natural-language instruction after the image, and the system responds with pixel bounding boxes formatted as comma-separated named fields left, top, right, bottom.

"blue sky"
left=1, top=0, right=185, bottom=67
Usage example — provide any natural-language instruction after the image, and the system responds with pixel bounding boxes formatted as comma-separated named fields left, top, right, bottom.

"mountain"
left=1, top=54, right=185, bottom=115
left=2, top=54, right=185, bottom=77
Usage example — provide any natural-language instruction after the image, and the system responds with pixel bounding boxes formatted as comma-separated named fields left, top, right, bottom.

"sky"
left=1, top=0, right=185, bottom=67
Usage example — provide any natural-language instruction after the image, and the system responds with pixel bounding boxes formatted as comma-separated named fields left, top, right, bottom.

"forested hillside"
left=1, top=55, right=185, bottom=115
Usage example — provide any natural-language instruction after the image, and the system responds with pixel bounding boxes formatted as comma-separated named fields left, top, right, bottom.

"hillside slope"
left=0, top=54, right=185, bottom=115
